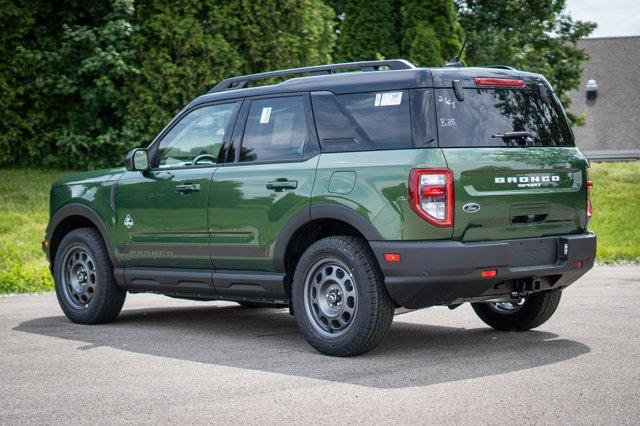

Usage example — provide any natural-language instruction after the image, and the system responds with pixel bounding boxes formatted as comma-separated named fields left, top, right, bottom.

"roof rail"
left=208, top=60, right=416, bottom=93
left=481, top=65, right=518, bottom=70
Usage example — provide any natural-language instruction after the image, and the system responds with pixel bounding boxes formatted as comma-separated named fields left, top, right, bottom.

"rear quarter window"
left=435, top=88, right=575, bottom=148
left=311, top=90, right=412, bottom=152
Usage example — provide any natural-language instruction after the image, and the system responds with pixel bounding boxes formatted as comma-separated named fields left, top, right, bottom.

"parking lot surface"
left=1, top=265, right=638, bottom=424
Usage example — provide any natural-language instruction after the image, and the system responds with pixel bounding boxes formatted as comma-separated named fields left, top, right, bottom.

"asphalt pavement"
left=1, top=265, right=638, bottom=424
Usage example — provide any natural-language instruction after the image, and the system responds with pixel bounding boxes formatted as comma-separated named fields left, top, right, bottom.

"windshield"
left=435, top=88, right=574, bottom=147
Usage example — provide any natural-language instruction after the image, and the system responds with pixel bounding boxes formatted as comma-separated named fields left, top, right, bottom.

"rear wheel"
left=53, top=227, right=126, bottom=324
left=292, top=236, right=394, bottom=357
left=471, top=291, right=562, bottom=331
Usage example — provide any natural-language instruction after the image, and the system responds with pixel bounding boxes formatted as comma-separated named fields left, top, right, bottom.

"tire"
left=292, top=236, right=395, bottom=357
left=471, top=291, right=562, bottom=331
left=53, top=227, right=126, bottom=324
left=238, top=301, right=287, bottom=309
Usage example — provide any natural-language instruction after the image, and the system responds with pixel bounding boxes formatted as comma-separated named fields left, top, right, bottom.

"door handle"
left=175, top=183, right=200, bottom=194
left=266, top=179, right=297, bottom=190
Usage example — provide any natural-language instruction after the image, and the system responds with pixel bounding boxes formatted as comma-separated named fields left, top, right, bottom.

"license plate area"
left=508, top=238, right=558, bottom=267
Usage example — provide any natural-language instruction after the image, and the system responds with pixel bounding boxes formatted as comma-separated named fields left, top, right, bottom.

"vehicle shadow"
left=15, top=304, right=590, bottom=389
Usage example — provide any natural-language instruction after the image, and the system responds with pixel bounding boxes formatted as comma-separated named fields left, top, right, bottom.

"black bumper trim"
left=370, top=233, right=596, bottom=309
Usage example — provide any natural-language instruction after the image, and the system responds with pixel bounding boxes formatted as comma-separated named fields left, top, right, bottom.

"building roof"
left=568, top=36, right=640, bottom=150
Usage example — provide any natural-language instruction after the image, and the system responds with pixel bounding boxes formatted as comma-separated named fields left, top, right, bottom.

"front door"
left=116, top=101, right=241, bottom=269
left=209, top=95, right=318, bottom=272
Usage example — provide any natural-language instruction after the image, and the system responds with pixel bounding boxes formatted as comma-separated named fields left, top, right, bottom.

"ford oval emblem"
left=462, top=203, right=480, bottom=213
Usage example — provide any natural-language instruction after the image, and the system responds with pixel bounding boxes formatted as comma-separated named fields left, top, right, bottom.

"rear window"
left=311, top=91, right=412, bottom=152
left=435, top=88, right=574, bottom=147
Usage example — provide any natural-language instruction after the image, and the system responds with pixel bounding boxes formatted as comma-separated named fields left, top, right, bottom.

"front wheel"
left=53, top=227, right=126, bottom=324
left=471, top=291, right=562, bottom=331
left=292, top=236, right=395, bottom=357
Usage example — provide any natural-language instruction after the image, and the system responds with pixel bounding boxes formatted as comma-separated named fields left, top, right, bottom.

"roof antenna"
left=446, top=32, right=470, bottom=68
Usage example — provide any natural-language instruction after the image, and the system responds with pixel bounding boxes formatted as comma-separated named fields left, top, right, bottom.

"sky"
left=566, top=0, right=640, bottom=38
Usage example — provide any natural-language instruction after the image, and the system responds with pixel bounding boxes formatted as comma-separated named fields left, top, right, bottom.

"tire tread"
left=54, top=227, right=126, bottom=324
left=292, top=236, right=394, bottom=356
left=472, top=291, right=562, bottom=331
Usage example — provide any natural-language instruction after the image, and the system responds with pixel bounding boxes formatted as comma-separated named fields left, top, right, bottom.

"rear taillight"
left=474, top=77, right=526, bottom=88
left=408, top=168, right=454, bottom=227
left=586, top=168, right=593, bottom=228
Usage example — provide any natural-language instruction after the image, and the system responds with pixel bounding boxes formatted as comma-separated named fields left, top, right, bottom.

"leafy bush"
left=0, top=0, right=594, bottom=170
left=0, top=0, right=335, bottom=170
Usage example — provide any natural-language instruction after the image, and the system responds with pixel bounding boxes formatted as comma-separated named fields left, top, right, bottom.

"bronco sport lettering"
left=495, top=175, right=561, bottom=183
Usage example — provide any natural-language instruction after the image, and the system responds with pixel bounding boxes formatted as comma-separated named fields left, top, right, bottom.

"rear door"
left=209, top=94, right=319, bottom=273
left=435, top=80, right=589, bottom=242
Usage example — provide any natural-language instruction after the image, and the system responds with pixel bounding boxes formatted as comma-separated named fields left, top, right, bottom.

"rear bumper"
left=370, top=233, right=596, bottom=309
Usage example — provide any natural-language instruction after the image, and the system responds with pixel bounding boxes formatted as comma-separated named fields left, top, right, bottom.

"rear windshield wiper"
left=491, top=131, right=533, bottom=146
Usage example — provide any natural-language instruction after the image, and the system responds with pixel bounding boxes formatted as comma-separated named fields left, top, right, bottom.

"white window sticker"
left=374, top=91, right=403, bottom=107
left=259, top=107, right=272, bottom=124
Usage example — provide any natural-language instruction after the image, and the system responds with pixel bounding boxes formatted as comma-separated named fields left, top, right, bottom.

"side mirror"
left=125, top=148, right=149, bottom=171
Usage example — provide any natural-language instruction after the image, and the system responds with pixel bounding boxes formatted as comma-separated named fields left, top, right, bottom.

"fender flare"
left=47, top=203, right=120, bottom=268
left=273, top=204, right=383, bottom=272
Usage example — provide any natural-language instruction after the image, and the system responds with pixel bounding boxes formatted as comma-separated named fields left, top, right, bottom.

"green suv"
left=44, top=60, right=596, bottom=356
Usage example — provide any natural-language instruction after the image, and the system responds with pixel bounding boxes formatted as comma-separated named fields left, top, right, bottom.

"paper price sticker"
left=374, top=92, right=402, bottom=107
left=260, top=107, right=272, bottom=124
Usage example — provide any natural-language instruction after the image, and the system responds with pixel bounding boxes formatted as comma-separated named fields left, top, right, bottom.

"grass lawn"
left=588, top=161, right=640, bottom=263
left=0, top=169, right=68, bottom=293
left=1, top=162, right=638, bottom=294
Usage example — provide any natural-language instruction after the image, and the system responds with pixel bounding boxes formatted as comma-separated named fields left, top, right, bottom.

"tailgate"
left=434, top=78, right=589, bottom=242
left=443, top=147, right=589, bottom=242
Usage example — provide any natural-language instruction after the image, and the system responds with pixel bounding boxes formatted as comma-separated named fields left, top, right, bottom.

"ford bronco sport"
left=44, top=60, right=596, bottom=356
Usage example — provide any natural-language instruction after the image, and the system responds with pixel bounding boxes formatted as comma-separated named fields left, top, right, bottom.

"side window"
left=312, top=90, right=412, bottom=152
left=155, top=102, right=239, bottom=168
left=240, top=96, right=308, bottom=162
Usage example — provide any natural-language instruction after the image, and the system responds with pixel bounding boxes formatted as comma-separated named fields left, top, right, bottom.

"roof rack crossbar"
left=481, top=65, right=517, bottom=70
left=208, top=59, right=415, bottom=93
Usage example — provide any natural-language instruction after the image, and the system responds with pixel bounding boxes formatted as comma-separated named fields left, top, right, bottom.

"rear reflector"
left=572, top=260, right=583, bottom=269
left=474, top=77, right=526, bottom=88
left=420, top=185, right=446, bottom=197
left=482, top=269, right=497, bottom=278
left=586, top=168, right=593, bottom=228
left=384, top=253, right=401, bottom=262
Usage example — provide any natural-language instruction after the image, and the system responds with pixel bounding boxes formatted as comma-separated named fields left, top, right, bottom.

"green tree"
left=209, top=0, right=336, bottom=73
left=0, top=0, right=138, bottom=168
left=0, top=0, right=337, bottom=169
left=455, top=0, right=596, bottom=123
left=400, top=0, right=463, bottom=66
left=0, top=0, right=84, bottom=166
left=123, top=0, right=244, bottom=146
left=40, top=0, right=137, bottom=169
left=125, top=0, right=336, bottom=147
left=333, top=0, right=463, bottom=66
left=334, top=0, right=399, bottom=61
